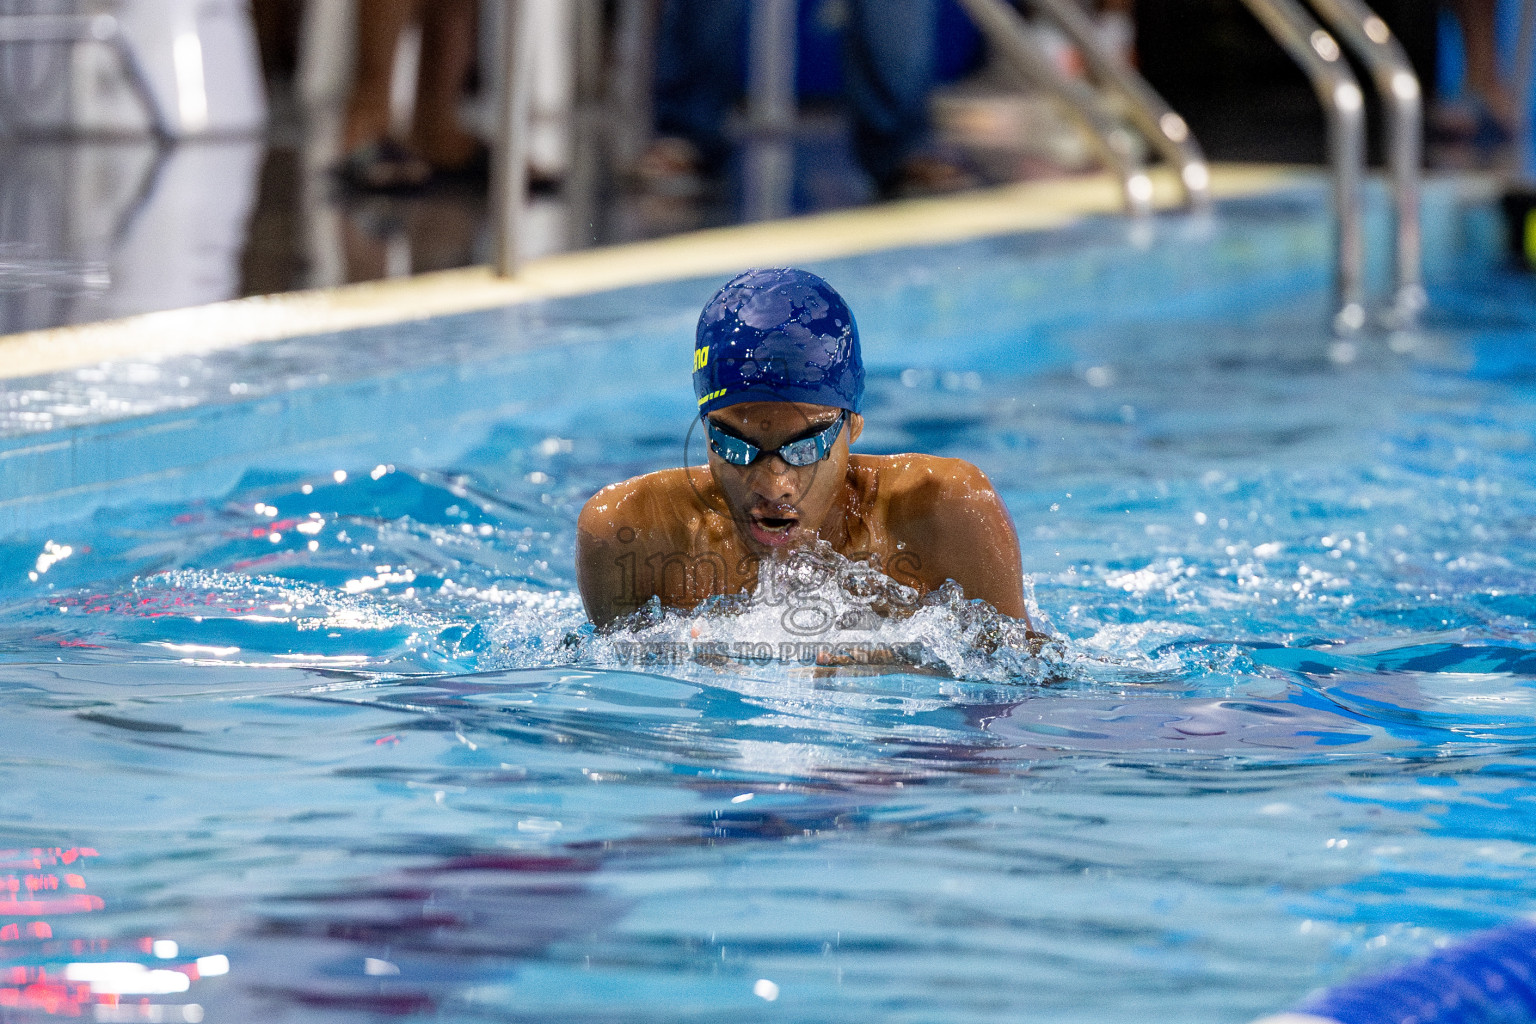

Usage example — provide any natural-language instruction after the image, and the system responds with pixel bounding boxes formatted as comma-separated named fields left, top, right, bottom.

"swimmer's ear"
left=848, top=413, right=864, bottom=444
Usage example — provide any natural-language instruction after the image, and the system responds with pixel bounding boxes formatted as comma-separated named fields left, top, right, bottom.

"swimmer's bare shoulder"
left=578, top=469, right=694, bottom=542
left=852, top=453, right=1030, bottom=622
left=575, top=468, right=724, bottom=625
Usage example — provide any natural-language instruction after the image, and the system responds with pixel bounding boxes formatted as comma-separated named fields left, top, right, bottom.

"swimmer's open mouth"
left=747, top=506, right=800, bottom=545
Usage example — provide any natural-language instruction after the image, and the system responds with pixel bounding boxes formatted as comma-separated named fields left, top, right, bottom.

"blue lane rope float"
left=1252, top=920, right=1536, bottom=1024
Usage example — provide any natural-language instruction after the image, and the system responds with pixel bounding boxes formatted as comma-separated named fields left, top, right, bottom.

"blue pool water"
left=1, top=178, right=1535, bottom=1022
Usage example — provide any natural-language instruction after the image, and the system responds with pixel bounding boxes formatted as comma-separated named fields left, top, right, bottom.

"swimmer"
left=576, top=267, right=1039, bottom=642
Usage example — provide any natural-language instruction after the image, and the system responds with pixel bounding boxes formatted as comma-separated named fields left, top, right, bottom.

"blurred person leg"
left=410, top=0, right=486, bottom=177
left=1448, top=0, right=1516, bottom=138
left=340, top=0, right=432, bottom=190
left=251, top=0, right=303, bottom=80
left=844, top=0, right=973, bottom=197
left=638, top=0, right=747, bottom=186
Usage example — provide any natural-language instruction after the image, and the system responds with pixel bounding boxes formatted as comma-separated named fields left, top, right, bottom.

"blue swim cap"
left=692, top=268, right=863, bottom=415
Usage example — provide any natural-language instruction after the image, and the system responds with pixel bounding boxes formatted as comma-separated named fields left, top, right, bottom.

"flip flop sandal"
left=336, top=139, right=433, bottom=195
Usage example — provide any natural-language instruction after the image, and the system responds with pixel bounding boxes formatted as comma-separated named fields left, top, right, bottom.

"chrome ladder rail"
left=1305, top=0, right=1424, bottom=324
left=1238, top=0, right=1367, bottom=333
left=954, top=0, right=1154, bottom=216
left=1024, top=0, right=1212, bottom=211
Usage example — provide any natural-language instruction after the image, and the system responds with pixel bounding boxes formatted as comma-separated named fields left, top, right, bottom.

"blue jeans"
left=653, top=0, right=939, bottom=188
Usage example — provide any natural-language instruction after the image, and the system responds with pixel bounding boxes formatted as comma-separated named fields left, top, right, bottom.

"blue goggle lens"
left=705, top=412, right=845, bottom=467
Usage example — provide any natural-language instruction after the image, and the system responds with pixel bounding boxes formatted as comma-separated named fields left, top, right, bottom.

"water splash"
left=482, top=543, right=1247, bottom=689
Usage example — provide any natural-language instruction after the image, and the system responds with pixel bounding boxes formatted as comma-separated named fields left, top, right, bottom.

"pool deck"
left=0, top=164, right=1303, bottom=381
left=0, top=164, right=1508, bottom=539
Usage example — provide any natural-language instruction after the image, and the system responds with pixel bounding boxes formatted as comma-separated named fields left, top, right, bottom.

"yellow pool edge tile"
left=0, top=164, right=1302, bottom=381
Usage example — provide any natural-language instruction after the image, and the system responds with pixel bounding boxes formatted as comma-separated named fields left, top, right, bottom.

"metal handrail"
left=954, top=0, right=1154, bottom=216
left=1305, top=0, right=1424, bottom=325
left=493, top=0, right=535, bottom=276
left=1238, top=0, right=1366, bottom=333
left=1025, top=0, right=1212, bottom=212
left=0, top=12, right=170, bottom=140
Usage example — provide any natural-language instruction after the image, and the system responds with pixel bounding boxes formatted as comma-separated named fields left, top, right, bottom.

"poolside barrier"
left=1252, top=920, right=1536, bottom=1024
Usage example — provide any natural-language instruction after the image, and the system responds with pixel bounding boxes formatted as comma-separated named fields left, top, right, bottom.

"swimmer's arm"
left=576, top=479, right=651, bottom=629
left=892, top=460, right=1033, bottom=628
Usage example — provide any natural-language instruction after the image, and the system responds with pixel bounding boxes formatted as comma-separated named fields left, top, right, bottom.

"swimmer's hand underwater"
left=574, top=268, right=1042, bottom=646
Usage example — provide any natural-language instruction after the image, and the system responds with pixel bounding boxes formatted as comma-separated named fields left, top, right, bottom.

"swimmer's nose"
left=746, top=455, right=797, bottom=502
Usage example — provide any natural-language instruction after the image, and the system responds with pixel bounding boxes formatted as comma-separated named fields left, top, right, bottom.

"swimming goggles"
left=704, top=411, right=846, bottom=467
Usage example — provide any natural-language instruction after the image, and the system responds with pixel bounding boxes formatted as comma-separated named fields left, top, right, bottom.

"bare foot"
left=631, top=136, right=707, bottom=196
left=1469, top=80, right=1518, bottom=138
left=412, top=125, right=485, bottom=173
left=885, top=152, right=981, bottom=199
